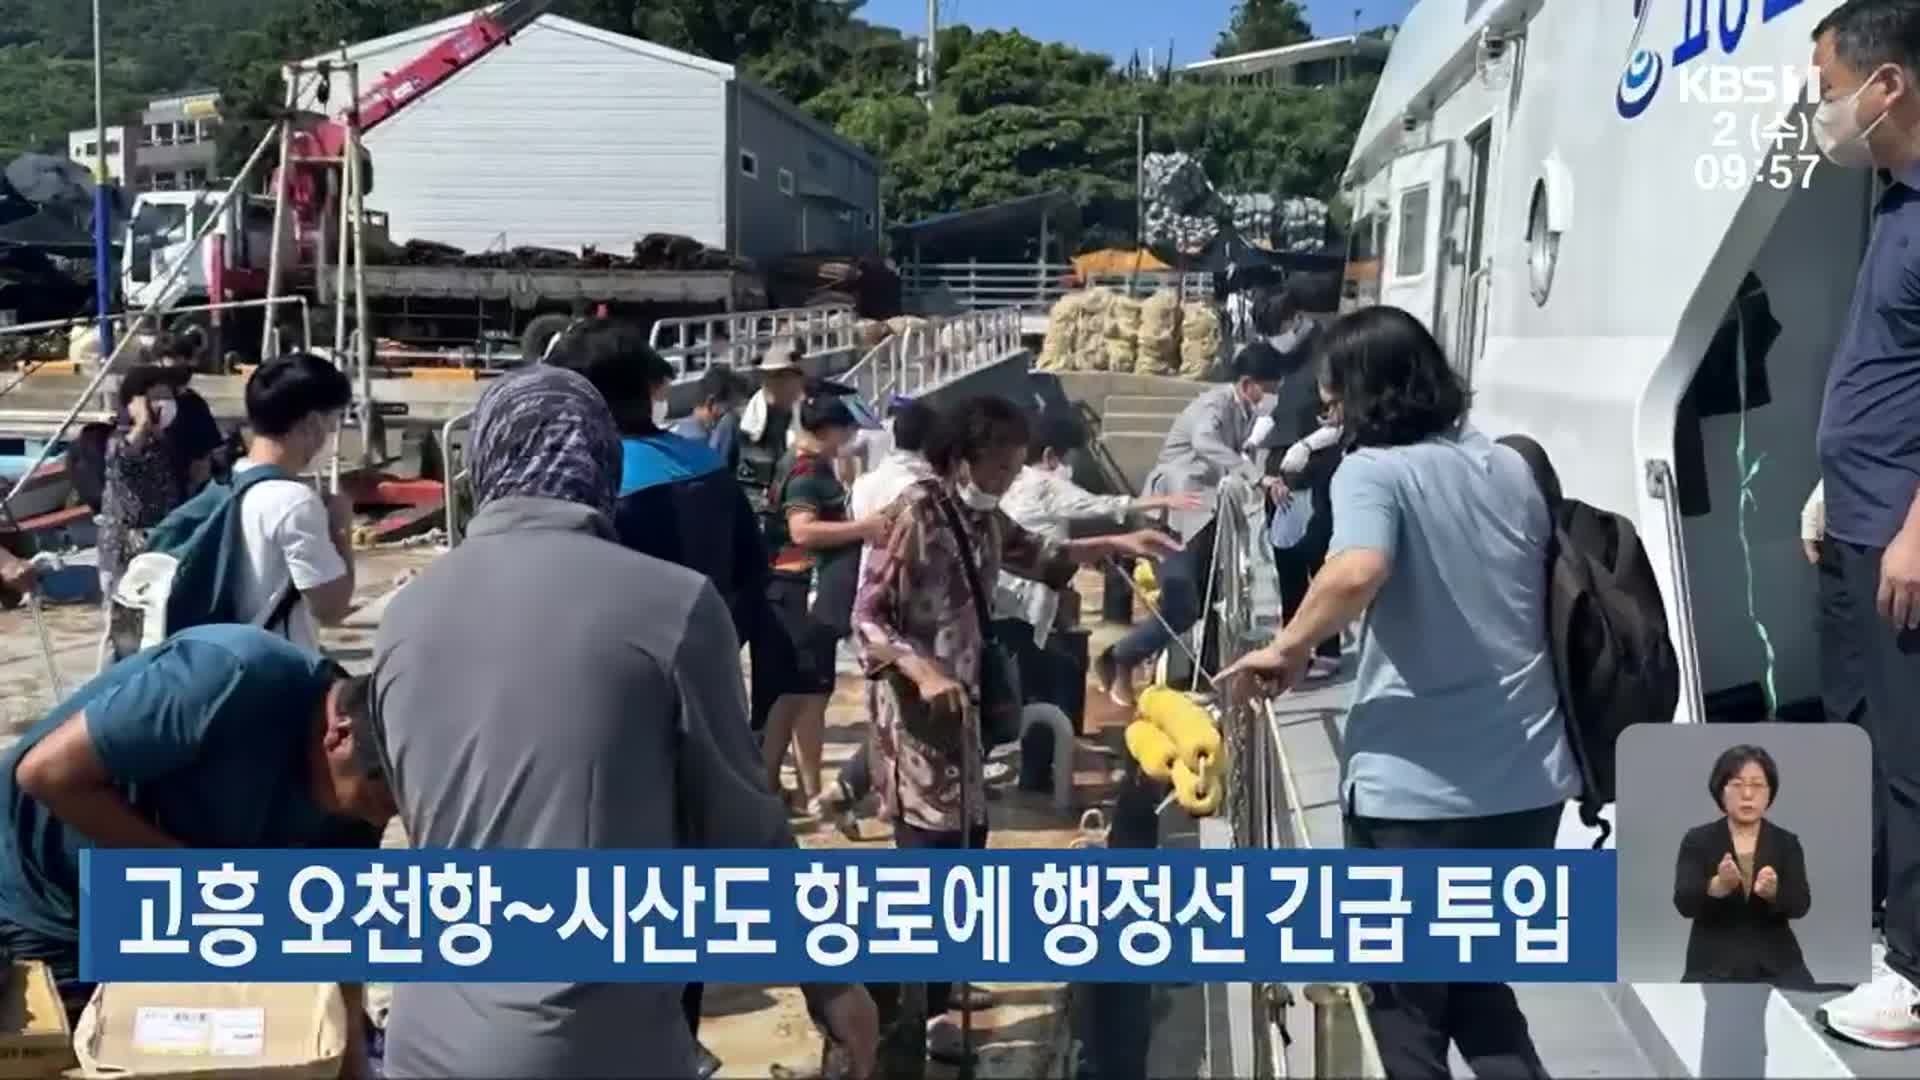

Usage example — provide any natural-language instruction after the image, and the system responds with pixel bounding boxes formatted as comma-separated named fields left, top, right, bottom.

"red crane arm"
left=309, top=0, right=553, bottom=156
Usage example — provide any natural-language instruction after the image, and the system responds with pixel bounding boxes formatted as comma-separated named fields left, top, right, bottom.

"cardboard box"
left=67, top=984, right=345, bottom=1080
left=0, top=962, right=76, bottom=1079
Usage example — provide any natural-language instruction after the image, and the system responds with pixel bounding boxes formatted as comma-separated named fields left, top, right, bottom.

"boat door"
left=1379, top=144, right=1451, bottom=332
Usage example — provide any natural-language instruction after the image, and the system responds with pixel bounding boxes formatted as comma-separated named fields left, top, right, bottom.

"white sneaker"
left=983, top=760, right=1015, bottom=786
left=1819, top=964, right=1920, bottom=1050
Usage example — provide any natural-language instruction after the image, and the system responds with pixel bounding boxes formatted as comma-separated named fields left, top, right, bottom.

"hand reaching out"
left=1753, top=865, right=1779, bottom=901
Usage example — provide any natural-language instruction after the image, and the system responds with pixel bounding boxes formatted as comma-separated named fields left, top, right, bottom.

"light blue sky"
left=858, top=0, right=1418, bottom=65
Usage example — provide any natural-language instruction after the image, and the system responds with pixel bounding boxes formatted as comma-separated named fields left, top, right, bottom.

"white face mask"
left=958, top=481, right=1001, bottom=511
left=151, top=399, right=177, bottom=428
left=1814, top=68, right=1893, bottom=169
left=1250, top=391, right=1279, bottom=418
left=652, top=398, right=671, bottom=427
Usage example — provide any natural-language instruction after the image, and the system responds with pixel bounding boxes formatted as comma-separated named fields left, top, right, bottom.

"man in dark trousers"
left=1252, top=272, right=1347, bottom=676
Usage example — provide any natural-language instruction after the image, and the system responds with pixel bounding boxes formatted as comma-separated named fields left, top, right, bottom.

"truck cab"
left=121, top=190, right=294, bottom=363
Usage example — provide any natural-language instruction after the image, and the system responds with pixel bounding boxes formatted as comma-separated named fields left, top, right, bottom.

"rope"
left=1102, top=556, right=1222, bottom=691
left=1733, top=296, right=1779, bottom=714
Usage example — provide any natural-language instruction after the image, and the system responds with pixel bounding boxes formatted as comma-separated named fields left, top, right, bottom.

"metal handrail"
left=1647, top=458, right=1707, bottom=725
left=442, top=409, right=475, bottom=546
left=647, top=304, right=857, bottom=376
left=1213, top=478, right=1386, bottom=1080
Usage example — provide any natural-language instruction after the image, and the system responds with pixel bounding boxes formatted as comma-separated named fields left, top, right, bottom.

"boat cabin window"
left=128, top=201, right=190, bottom=286
left=1396, top=186, right=1430, bottom=277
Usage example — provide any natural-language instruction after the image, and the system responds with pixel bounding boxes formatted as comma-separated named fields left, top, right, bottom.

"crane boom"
left=309, top=0, right=554, bottom=157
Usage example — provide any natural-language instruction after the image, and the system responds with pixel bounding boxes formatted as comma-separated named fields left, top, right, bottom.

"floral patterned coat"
left=852, top=479, right=1076, bottom=834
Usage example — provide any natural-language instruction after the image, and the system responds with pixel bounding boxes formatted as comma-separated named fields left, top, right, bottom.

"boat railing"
left=1211, top=477, right=1387, bottom=1080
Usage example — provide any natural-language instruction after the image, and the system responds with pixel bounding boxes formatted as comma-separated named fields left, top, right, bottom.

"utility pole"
left=91, top=0, right=114, bottom=360
left=922, top=0, right=938, bottom=115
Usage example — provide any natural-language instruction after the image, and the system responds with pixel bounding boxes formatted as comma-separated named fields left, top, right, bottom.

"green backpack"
left=112, top=465, right=303, bottom=659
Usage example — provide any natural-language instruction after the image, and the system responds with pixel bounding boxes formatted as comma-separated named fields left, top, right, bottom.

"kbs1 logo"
left=1617, top=0, right=1812, bottom=120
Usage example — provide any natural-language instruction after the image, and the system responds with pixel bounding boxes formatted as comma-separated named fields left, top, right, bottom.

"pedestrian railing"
left=841, top=307, right=1024, bottom=405
left=648, top=304, right=858, bottom=377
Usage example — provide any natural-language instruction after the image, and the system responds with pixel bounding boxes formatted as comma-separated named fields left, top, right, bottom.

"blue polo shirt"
left=1819, top=168, right=1920, bottom=548
left=0, top=626, right=368, bottom=974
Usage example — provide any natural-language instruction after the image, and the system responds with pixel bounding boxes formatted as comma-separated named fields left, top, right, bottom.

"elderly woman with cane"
left=851, top=394, right=1180, bottom=1065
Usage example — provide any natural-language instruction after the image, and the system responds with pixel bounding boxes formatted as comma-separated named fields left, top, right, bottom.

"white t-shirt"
left=231, top=461, right=349, bottom=652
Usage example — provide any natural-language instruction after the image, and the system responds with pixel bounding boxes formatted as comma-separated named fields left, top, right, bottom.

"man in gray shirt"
left=373, top=367, right=876, bottom=1079
left=1226, top=307, right=1575, bottom=1080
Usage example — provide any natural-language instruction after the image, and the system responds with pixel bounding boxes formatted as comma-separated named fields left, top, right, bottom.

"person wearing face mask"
left=761, top=395, right=892, bottom=806
left=670, top=367, right=749, bottom=449
left=148, top=331, right=226, bottom=492
left=851, top=394, right=1178, bottom=1064
left=1097, top=341, right=1291, bottom=706
left=97, top=365, right=186, bottom=624
left=228, top=353, right=357, bottom=652
left=1802, top=1, right=1920, bottom=1049
left=714, top=341, right=809, bottom=523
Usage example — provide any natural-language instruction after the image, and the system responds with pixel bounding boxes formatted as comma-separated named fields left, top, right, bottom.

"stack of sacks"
left=1075, top=288, right=1116, bottom=371
left=1037, top=292, right=1085, bottom=372
left=1180, top=303, right=1222, bottom=378
left=1103, top=294, right=1143, bottom=375
left=1134, top=290, right=1182, bottom=376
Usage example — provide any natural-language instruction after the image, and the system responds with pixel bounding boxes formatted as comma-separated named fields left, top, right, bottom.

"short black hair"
left=544, top=320, right=673, bottom=408
left=1814, top=1, right=1920, bottom=78
left=1027, top=413, right=1088, bottom=464
left=1317, top=306, right=1470, bottom=448
left=1284, top=272, right=1343, bottom=316
left=926, top=394, right=1030, bottom=474
left=799, top=394, right=858, bottom=434
left=695, top=366, right=748, bottom=407
left=1232, top=340, right=1293, bottom=382
left=890, top=399, right=939, bottom=454
left=1708, top=744, right=1780, bottom=808
left=151, top=330, right=200, bottom=364
left=245, top=353, right=353, bottom=437
left=332, top=673, right=386, bottom=782
left=117, top=364, right=175, bottom=411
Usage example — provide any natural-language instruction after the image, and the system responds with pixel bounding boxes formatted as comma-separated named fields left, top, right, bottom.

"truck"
left=120, top=0, right=762, bottom=369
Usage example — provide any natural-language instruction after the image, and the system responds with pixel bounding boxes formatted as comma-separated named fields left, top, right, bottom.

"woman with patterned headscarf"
left=372, top=366, right=878, bottom=1080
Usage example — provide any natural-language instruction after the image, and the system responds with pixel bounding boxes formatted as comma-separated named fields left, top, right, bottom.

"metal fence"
left=900, top=261, right=1219, bottom=314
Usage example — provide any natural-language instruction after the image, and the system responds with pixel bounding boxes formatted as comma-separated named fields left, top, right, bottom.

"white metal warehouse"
left=290, top=10, right=882, bottom=262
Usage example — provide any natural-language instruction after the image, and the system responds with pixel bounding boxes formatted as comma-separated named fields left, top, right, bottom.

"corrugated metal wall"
left=297, top=18, right=728, bottom=255
left=732, top=83, right=881, bottom=261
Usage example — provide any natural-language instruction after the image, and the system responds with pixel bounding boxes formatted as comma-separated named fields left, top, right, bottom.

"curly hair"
left=1317, top=306, right=1470, bottom=448
left=925, top=394, right=1030, bottom=474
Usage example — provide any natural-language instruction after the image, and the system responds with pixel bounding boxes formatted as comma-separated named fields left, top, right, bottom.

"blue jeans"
left=1109, top=521, right=1215, bottom=670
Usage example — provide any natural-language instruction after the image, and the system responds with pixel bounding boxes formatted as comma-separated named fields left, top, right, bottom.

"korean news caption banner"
left=81, top=849, right=1617, bottom=984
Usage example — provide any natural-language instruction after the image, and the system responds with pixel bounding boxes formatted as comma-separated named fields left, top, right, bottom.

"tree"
left=1214, top=0, right=1314, bottom=58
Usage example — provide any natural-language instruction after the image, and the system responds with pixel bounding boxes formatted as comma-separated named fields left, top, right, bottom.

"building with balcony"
left=68, top=90, right=223, bottom=192
left=1180, top=31, right=1395, bottom=88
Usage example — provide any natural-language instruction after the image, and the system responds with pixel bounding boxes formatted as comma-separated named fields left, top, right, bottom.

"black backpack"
left=1499, top=434, right=1682, bottom=849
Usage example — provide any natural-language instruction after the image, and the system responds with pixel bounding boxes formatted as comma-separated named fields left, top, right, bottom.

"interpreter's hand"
left=1879, top=522, right=1920, bottom=630
left=1220, top=641, right=1311, bottom=699
left=1754, top=865, right=1779, bottom=901
left=917, top=668, right=968, bottom=720
left=821, top=985, right=879, bottom=1080
left=1708, top=853, right=1743, bottom=898
left=1109, top=529, right=1182, bottom=561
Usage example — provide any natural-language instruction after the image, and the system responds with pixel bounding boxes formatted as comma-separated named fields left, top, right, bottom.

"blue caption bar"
left=81, top=849, right=1616, bottom=984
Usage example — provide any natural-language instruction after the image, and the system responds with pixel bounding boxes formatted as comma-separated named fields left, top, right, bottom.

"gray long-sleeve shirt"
left=1143, top=383, right=1264, bottom=540
left=372, top=496, right=792, bottom=1079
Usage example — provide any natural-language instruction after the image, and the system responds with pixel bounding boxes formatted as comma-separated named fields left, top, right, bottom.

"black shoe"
left=694, top=1043, right=722, bottom=1080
